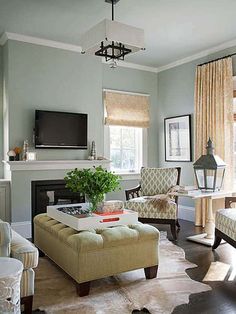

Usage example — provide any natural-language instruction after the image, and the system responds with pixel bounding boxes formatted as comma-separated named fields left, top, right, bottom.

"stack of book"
left=96, top=200, right=124, bottom=215
left=178, top=186, right=199, bottom=195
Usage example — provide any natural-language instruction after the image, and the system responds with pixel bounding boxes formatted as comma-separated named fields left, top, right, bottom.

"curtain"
left=194, top=57, right=234, bottom=227
left=104, top=90, right=150, bottom=128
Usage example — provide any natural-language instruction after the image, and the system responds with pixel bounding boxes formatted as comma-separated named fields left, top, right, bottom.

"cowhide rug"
left=33, top=233, right=211, bottom=313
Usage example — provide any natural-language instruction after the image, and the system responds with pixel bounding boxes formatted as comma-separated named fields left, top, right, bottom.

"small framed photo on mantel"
left=164, top=114, right=192, bottom=162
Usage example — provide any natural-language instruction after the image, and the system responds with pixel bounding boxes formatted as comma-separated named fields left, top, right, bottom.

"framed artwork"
left=164, top=114, right=192, bottom=162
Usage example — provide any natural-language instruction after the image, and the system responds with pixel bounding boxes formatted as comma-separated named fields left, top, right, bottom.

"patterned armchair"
left=125, top=167, right=181, bottom=240
left=212, top=197, right=236, bottom=250
left=0, top=219, right=39, bottom=314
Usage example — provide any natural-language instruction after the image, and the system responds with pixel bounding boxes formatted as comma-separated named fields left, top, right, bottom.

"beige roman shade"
left=104, top=90, right=150, bottom=128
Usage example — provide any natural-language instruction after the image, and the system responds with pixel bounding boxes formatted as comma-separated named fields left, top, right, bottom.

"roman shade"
left=104, top=90, right=150, bottom=128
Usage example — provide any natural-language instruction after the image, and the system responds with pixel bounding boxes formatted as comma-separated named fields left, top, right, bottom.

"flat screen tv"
left=35, top=110, right=88, bottom=149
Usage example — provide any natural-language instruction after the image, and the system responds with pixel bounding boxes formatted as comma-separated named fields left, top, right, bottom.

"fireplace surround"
left=31, top=179, right=85, bottom=238
left=3, top=159, right=110, bottom=238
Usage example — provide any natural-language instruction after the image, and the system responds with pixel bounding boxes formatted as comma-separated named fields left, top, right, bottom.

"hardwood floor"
left=156, top=219, right=236, bottom=314
left=33, top=219, right=236, bottom=314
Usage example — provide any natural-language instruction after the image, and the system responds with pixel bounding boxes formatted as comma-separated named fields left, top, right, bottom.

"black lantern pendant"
left=193, top=138, right=226, bottom=191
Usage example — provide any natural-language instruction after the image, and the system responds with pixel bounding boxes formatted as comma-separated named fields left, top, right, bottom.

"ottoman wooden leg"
left=21, top=295, right=33, bottom=314
left=76, top=281, right=90, bottom=297
left=144, top=265, right=158, bottom=279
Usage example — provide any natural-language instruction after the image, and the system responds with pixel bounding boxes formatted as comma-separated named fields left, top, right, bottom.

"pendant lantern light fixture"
left=81, top=0, right=145, bottom=68
left=193, top=138, right=226, bottom=191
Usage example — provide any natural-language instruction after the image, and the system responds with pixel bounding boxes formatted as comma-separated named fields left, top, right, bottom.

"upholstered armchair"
left=0, top=219, right=39, bottom=314
left=125, top=167, right=181, bottom=240
left=212, top=197, right=236, bottom=250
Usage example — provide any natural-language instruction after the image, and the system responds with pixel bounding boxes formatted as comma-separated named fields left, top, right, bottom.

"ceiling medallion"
left=81, top=0, right=145, bottom=68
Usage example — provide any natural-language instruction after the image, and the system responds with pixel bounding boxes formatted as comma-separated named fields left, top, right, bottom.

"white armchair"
left=0, top=219, right=39, bottom=314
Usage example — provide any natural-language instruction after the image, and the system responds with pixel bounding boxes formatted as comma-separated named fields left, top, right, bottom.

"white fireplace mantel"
left=2, top=159, right=110, bottom=171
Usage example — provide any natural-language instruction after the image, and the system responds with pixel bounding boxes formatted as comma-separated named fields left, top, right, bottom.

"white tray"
left=47, top=203, right=138, bottom=231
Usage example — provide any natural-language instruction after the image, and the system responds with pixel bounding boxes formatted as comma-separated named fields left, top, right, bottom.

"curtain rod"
left=198, top=52, right=236, bottom=67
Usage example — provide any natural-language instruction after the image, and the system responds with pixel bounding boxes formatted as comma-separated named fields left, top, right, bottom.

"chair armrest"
left=0, top=221, right=11, bottom=257
left=225, top=197, right=236, bottom=208
left=125, top=185, right=141, bottom=200
left=11, top=230, right=39, bottom=270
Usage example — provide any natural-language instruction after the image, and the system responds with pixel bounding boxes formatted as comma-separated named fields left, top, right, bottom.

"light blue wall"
left=158, top=46, right=236, bottom=207
left=7, top=40, right=103, bottom=160
left=0, top=47, right=3, bottom=177
left=3, top=37, right=236, bottom=220
left=2, top=40, right=158, bottom=222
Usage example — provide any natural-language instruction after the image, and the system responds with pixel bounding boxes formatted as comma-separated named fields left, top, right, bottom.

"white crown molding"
left=0, top=32, right=158, bottom=73
left=1, top=32, right=82, bottom=53
left=1, top=32, right=236, bottom=73
left=156, top=38, right=236, bottom=73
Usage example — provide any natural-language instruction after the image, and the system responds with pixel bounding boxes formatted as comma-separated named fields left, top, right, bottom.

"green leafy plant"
left=65, top=166, right=121, bottom=212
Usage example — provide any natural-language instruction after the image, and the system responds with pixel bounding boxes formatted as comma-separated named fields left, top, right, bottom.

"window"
left=109, top=126, right=143, bottom=173
left=103, top=89, right=149, bottom=175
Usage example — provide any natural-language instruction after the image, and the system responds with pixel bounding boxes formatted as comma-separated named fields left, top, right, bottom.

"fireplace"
left=31, top=180, right=85, bottom=238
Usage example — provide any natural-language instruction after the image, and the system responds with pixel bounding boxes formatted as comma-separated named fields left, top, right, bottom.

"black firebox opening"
left=31, top=179, right=85, bottom=240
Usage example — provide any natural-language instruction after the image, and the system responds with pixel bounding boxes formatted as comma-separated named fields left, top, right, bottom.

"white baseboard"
left=11, top=221, right=31, bottom=239
left=178, top=205, right=195, bottom=222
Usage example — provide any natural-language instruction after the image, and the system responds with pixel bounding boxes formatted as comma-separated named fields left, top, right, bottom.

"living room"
left=0, top=1, right=236, bottom=313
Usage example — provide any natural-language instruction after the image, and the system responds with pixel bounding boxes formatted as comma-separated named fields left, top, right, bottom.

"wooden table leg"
left=204, top=198, right=215, bottom=239
left=187, top=197, right=215, bottom=246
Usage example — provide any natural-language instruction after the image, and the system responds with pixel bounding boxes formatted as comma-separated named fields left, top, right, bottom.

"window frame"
left=104, top=125, right=147, bottom=180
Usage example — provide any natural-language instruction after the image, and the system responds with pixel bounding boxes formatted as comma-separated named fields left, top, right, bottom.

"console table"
left=172, top=190, right=233, bottom=246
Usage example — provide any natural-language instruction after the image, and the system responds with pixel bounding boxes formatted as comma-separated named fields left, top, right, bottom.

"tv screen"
left=35, top=110, right=87, bottom=149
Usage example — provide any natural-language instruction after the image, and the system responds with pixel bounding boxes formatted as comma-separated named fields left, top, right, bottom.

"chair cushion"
left=215, top=209, right=236, bottom=241
left=125, top=197, right=177, bottom=219
left=34, top=213, right=159, bottom=253
left=11, top=230, right=39, bottom=269
left=141, top=167, right=179, bottom=196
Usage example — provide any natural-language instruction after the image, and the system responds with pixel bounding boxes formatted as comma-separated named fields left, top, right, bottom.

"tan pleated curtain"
left=194, top=57, right=234, bottom=227
left=104, top=90, right=150, bottom=128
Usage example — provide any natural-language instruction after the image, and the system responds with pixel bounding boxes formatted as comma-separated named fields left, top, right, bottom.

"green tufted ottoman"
left=34, top=213, right=159, bottom=296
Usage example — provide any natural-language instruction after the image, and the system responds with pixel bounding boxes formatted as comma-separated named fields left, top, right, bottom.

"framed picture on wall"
left=164, top=114, right=192, bottom=162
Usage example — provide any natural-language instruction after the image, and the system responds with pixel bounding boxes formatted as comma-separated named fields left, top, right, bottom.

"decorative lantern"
left=193, top=138, right=226, bottom=191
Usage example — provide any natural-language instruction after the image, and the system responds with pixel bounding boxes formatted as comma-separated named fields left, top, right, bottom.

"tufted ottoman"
left=212, top=207, right=236, bottom=250
left=34, top=213, right=159, bottom=296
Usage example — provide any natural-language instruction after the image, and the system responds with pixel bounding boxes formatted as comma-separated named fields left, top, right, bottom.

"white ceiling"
left=1, top=0, right=236, bottom=67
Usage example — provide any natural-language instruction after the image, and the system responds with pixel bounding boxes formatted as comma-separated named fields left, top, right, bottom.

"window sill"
left=115, top=172, right=141, bottom=181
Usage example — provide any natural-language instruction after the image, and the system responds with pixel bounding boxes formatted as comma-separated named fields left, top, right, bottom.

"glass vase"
left=86, top=194, right=104, bottom=213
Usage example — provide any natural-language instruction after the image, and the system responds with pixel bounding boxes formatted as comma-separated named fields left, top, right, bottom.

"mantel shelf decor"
left=2, top=159, right=110, bottom=172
